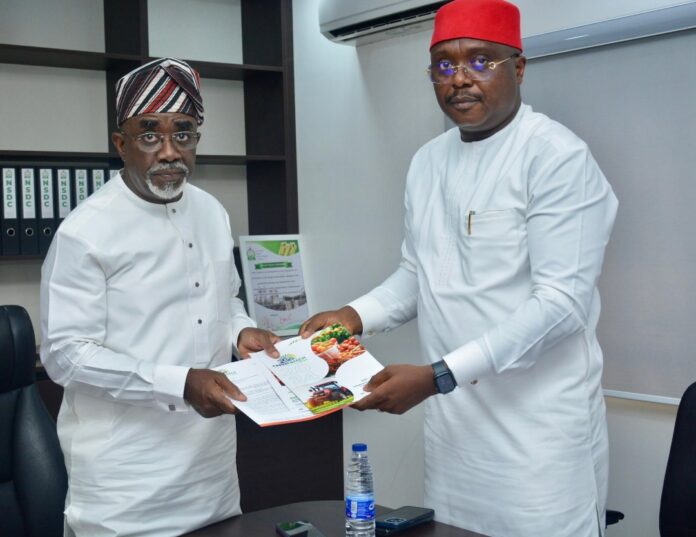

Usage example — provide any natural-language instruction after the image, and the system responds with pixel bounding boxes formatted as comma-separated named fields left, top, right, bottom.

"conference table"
left=182, top=500, right=488, bottom=536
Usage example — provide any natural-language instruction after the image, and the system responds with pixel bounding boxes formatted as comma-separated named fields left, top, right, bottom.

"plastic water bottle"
left=345, top=443, right=375, bottom=537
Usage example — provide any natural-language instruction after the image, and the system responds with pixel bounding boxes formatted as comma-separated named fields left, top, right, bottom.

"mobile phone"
left=375, top=506, right=435, bottom=535
left=275, top=520, right=327, bottom=537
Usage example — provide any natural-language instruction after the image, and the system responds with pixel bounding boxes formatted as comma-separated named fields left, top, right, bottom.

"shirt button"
left=195, top=282, right=200, bottom=287
left=470, top=379, right=478, bottom=385
left=189, top=243, right=193, bottom=248
left=172, top=208, right=176, bottom=213
left=197, top=319, right=203, bottom=324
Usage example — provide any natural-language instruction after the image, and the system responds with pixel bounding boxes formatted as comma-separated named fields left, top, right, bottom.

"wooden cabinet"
left=0, top=0, right=298, bottom=240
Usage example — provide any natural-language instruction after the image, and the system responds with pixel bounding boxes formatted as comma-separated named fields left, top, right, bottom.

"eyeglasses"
left=119, top=131, right=201, bottom=153
left=427, top=54, right=519, bottom=84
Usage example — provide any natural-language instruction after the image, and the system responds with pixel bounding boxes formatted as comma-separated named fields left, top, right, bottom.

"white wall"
left=521, top=30, right=696, bottom=402
left=0, top=0, right=104, bottom=51
left=294, top=0, right=682, bottom=532
left=148, top=0, right=243, bottom=64
left=605, top=397, right=676, bottom=537
left=0, top=64, right=108, bottom=153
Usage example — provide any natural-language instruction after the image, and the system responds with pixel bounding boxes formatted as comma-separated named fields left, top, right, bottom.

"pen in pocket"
left=467, top=210, right=475, bottom=235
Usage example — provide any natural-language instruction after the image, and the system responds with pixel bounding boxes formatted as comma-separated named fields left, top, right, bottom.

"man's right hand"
left=184, top=369, right=246, bottom=418
left=299, top=306, right=363, bottom=339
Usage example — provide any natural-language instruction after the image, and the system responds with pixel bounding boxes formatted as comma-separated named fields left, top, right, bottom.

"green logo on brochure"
left=273, top=354, right=305, bottom=367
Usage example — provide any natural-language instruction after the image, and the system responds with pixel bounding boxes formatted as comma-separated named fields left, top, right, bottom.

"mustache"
left=147, top=162, right=190, bottom=177
left=445, top=92, right=482, bottom=104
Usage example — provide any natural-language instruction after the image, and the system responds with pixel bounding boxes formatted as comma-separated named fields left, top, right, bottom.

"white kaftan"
left=41, top=173, right=255, bottom=537
left=350, top=104, right=618, bottom=537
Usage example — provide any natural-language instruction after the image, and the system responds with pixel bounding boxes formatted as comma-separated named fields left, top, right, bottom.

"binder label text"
left=3, top=168, right=17, bottom=219
left=40, top=169, right=55, bottom=219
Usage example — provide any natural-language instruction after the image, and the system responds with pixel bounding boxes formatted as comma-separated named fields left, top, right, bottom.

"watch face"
left=436, top=373, right=456, bottom=394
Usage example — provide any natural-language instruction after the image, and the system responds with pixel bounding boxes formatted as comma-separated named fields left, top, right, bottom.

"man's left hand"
left=237, top=327, right=281, bottom=358
left=351, top=364, right=437, bottom=414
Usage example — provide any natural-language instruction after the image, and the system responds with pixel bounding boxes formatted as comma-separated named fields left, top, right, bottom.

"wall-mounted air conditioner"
left=319, top=0, right=447, bottom=46
left=319, top=0, right=696, bottom=58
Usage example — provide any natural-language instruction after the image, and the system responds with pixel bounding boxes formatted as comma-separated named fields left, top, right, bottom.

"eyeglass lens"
left=135, top=132, right=199, bottom=153
left=428, top=55, right=514, bottom=84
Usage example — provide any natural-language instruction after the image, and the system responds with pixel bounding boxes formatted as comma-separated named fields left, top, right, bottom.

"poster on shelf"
left=238, top=234, right=309, bottom=336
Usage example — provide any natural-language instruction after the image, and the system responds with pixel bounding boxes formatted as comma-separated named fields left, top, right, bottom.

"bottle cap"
left=352, top=443, right=367, bottom=452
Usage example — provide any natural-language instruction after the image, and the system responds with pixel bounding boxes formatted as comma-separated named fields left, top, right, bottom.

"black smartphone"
left=275, top=520, right=327, bottom=537
left=375, top=506, right=435, bottom=535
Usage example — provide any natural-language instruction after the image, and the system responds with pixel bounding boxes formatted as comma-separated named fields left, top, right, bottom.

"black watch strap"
left=432, top=360, right=457, bottom=394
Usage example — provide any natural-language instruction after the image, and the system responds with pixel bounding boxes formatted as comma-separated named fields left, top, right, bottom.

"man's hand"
left=351, top=364, right=437, bottom=415
left=237, top=327, right=281, bottom=358
left=300, top=306, right=363, bottom=338
left=184, top=369, right=247, bottom=418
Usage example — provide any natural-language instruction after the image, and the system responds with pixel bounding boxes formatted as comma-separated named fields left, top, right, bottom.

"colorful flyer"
left=216, top=324, right=384, bottom=427
left=255, top=324, right=383, bottom=415
left=239, top=235, right=309, bottom=336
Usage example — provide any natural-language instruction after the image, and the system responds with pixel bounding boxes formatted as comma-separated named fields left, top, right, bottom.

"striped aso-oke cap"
left=115, top=58, right=204, bottom=126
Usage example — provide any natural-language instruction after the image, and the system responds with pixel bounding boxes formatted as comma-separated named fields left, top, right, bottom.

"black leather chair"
left=0, top=305, right=67, bottom=537
left=606, top=508, right=625, bottom=527
left=659, top=381, right=696, bottom=537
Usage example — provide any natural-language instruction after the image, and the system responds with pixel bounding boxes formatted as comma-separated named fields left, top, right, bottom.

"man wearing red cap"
left=302, top=1, right=617, bottom=536
left=41, top=58, right=280, bottom=536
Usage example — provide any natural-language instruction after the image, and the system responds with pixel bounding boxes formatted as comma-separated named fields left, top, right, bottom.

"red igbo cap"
left=430, top=0, right=522, bottom=51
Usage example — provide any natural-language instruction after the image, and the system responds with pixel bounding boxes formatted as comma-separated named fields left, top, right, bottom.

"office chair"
left=606, top=509, right=625, bottom=527
left=659, top=381, right=696, bottom=537
left=0, top=305, right=67, bottom=537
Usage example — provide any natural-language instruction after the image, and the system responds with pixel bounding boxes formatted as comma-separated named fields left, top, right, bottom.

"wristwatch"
left=432, top=360, right=457, bottom=394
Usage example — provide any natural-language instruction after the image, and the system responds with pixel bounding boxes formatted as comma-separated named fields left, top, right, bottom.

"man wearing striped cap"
left=41, top=58, right=280, bottom=536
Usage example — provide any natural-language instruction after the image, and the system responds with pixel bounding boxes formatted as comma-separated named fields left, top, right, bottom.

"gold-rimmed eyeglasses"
left=119, top=131, right=201, bottom=153
left=427, top=54, right=519, bottom=84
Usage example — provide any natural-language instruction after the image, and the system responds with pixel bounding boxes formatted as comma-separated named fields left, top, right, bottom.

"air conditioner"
left=319, top=0, right=696, bottom=57
left=319, top=0, right=447, bottom=46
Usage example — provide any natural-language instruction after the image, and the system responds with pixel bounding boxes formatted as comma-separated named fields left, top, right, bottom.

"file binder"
left=90, top=168, right=107, bottom=194
left=19, top=167, right=40, bottom=255
left=2, top=166, right=20, bottom=255
left=56, top=168, right=73, bottom=228
left=74, top=168, right=89, bottom=205
left=38, top=168, right=56, bottom=255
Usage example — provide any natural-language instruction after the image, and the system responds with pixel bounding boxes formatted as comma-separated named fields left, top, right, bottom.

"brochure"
left=238, top=235, right=309, bottom=336
left=215, top=324, right=383, bottom=427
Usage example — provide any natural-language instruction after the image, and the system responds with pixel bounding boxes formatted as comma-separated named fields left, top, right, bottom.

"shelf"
left=197, top=154, right=285, bottom=165
left=0, top=150, right=118, bottom=165
left=0, top=255, right=43, bottom=262
left=0, top=44, right=141, bottom=71
left=1, top=0, right=298, bottom=239
left=0, top=44, right=284, bottom=81
left=173, top=59, right=283, bottom=81
left=0, top=150, right=285, bottom=167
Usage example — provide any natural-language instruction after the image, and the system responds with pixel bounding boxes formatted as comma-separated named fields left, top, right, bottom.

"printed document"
left=215, top=324, right=383, bottom=426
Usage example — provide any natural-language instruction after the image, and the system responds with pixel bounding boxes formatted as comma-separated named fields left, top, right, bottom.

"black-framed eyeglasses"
left=427, top=54, right=519, bottom=84
left=119, top=131, right=201, bottom=153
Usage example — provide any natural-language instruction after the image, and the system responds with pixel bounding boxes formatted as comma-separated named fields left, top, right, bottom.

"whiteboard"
left=520, top=30, right=696, bottom=402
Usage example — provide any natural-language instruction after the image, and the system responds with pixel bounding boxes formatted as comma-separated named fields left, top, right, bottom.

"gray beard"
left=145, top=177, right=187, bottom=200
